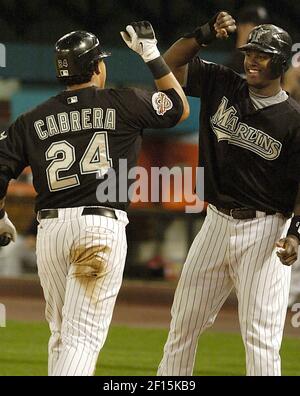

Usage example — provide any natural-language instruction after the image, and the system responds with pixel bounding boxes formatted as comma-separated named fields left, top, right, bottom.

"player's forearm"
left=154, top=71, right=190, bottom=122
left=164, top=12, right=236, bottom=86
left=163, top=37, right=200, bottom=84
left=164, top=38, right=201, bottom=67
left=163, top=14, right=217, bottom=83
left=285, top=183, right=300, bottom=244
left=149, top=56, right=190, bottom=121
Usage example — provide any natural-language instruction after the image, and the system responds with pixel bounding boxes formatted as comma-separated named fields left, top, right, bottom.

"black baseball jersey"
left=0, top=86, right=182, bottom=212
left=185, top=57, right=300, bottom=213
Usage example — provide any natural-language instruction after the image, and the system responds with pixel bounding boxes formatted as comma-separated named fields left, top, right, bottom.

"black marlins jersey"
left=186, top=58, right=300, bottom=213
left=0, top=86, right=182, bottom=211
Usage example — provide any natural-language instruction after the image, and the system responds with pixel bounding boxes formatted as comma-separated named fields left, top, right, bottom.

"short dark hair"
left=57, top=59, right=101, bottom=86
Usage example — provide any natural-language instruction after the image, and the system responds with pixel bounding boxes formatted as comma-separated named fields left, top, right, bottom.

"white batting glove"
left=0, top=213, right=17, bottom=242
left=120, top=21, right=160, bottom=63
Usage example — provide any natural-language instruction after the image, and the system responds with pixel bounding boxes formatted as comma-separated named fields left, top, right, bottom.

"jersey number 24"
left=45, top=131, right=112, bottom=192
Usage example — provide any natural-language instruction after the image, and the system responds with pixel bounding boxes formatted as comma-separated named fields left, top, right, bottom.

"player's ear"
left=94, top=60, right=101, bottom=75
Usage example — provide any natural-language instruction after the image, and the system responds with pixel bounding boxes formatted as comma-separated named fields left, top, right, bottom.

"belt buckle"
left=230, top=208, right=251, bottom=220
left=230, top=208, right=243, bottom=218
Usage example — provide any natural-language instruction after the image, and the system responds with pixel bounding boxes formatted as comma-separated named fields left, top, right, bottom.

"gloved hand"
left=120, top=21, right=160, bottom=63
left=0, top=212, right=17, bottom=245
left=183, top=11, right=236, bottom=45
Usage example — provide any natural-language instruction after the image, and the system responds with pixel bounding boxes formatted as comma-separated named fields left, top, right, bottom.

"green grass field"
left=0, top=321, right=299, bottom=376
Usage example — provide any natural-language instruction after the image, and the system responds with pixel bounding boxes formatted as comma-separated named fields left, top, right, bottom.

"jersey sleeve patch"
left=151, top=92, right=173, bottom=116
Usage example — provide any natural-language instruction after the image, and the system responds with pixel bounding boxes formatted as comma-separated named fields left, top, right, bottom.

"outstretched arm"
left=163, top=11, right=236, bottom=85
left=121, top=20, right=189, bottom=123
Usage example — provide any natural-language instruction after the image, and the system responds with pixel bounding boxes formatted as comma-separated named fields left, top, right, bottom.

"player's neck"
left=249, top=80, right=282, bottom=97
left=67, top=82, right=98, bottom=91
left=67, top=75, right=105, bottom=91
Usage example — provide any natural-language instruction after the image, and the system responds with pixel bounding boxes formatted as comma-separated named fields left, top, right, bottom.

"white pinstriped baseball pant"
left=36, top=206, right=128, bottom=376
left=158, top=205, right=291, bottom=376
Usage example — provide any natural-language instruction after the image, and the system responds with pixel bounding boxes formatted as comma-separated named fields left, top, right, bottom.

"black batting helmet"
left=55, top=31, right=110, bottom=79
left=239, top=24, right=292, bottom=78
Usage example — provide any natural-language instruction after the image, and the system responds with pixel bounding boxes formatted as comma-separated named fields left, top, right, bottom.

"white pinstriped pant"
left=158, top=205, right=291, bottom=376
left=36, top=206, right=128, bottom=376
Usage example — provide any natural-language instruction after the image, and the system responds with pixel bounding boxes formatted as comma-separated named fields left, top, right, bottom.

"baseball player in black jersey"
left=157, top=12, right=300, bottom=376
left=0, top=22, right=189, bottom=376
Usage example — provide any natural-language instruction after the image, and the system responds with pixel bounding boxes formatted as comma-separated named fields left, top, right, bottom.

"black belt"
left=216, top=207, right=277, bottom=220
left=38, top=207, right=117, bottom=220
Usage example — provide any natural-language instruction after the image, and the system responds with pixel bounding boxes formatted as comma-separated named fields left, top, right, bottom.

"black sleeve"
left=0, top=116, right=28, bottom=179
left=112, top=87, right=183, bottom=130
left=185, top=57, right=244, bottom=99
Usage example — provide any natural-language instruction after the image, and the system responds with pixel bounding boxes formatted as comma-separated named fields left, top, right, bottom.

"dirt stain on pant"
left=70, top=244, right=111, bottom=303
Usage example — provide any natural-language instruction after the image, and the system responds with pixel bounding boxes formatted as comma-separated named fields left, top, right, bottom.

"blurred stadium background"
left=0, top=0, right=299, bottom=376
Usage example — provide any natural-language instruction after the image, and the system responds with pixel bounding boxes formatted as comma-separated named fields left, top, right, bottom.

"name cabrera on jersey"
left=185, top=57, right=300, bottom=213
left=0, top=86, right=182, bottom=211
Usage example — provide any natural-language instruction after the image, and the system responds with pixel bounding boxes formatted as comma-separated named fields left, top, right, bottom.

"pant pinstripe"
left=36, top=206, right=128, bottom=376
left=157, top=205, right=291, bottom=376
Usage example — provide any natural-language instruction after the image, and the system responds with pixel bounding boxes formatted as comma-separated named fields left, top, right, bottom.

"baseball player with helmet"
left=0, top=22, right=189, bottom=376
left=157, top=11, right=300, bottom=376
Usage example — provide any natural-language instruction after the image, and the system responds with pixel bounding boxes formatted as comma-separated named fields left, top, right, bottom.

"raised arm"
left=163, top=12, right=236, bottom=85
left=120, top=21, right=189, bottom=123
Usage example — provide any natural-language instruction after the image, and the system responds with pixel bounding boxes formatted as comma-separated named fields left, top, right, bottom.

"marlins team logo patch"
left=210, top=96, right=282, bottom=160
left=152, top=92, right=173, bottom=116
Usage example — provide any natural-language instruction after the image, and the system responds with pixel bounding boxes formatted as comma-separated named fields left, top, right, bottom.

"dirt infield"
left=0, top=295, right=241, bottom=331
left=0, top=277, right=299, bottom=337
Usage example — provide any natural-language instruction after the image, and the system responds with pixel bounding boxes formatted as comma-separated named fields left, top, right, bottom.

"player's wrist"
left=146, top=56, right=171, bottom=79
left=286, top=215, right=300, bottom=243
left=141, top=45, right=160, bottom=63
left=183, top=14, right=218, bottom=46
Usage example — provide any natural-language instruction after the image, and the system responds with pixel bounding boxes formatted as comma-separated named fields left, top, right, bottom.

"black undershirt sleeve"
left=0, top=116, right=28, bottom=179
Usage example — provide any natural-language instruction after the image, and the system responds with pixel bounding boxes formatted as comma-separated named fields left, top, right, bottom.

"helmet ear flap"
left=270, top=54, right=288, bottom=78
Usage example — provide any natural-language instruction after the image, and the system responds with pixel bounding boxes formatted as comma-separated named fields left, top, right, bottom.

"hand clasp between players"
left=0, top=212, right=17, bottom=245
left=120, top=21, right=160, bottom=62
left=276, top=235, right=299, bottom=266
